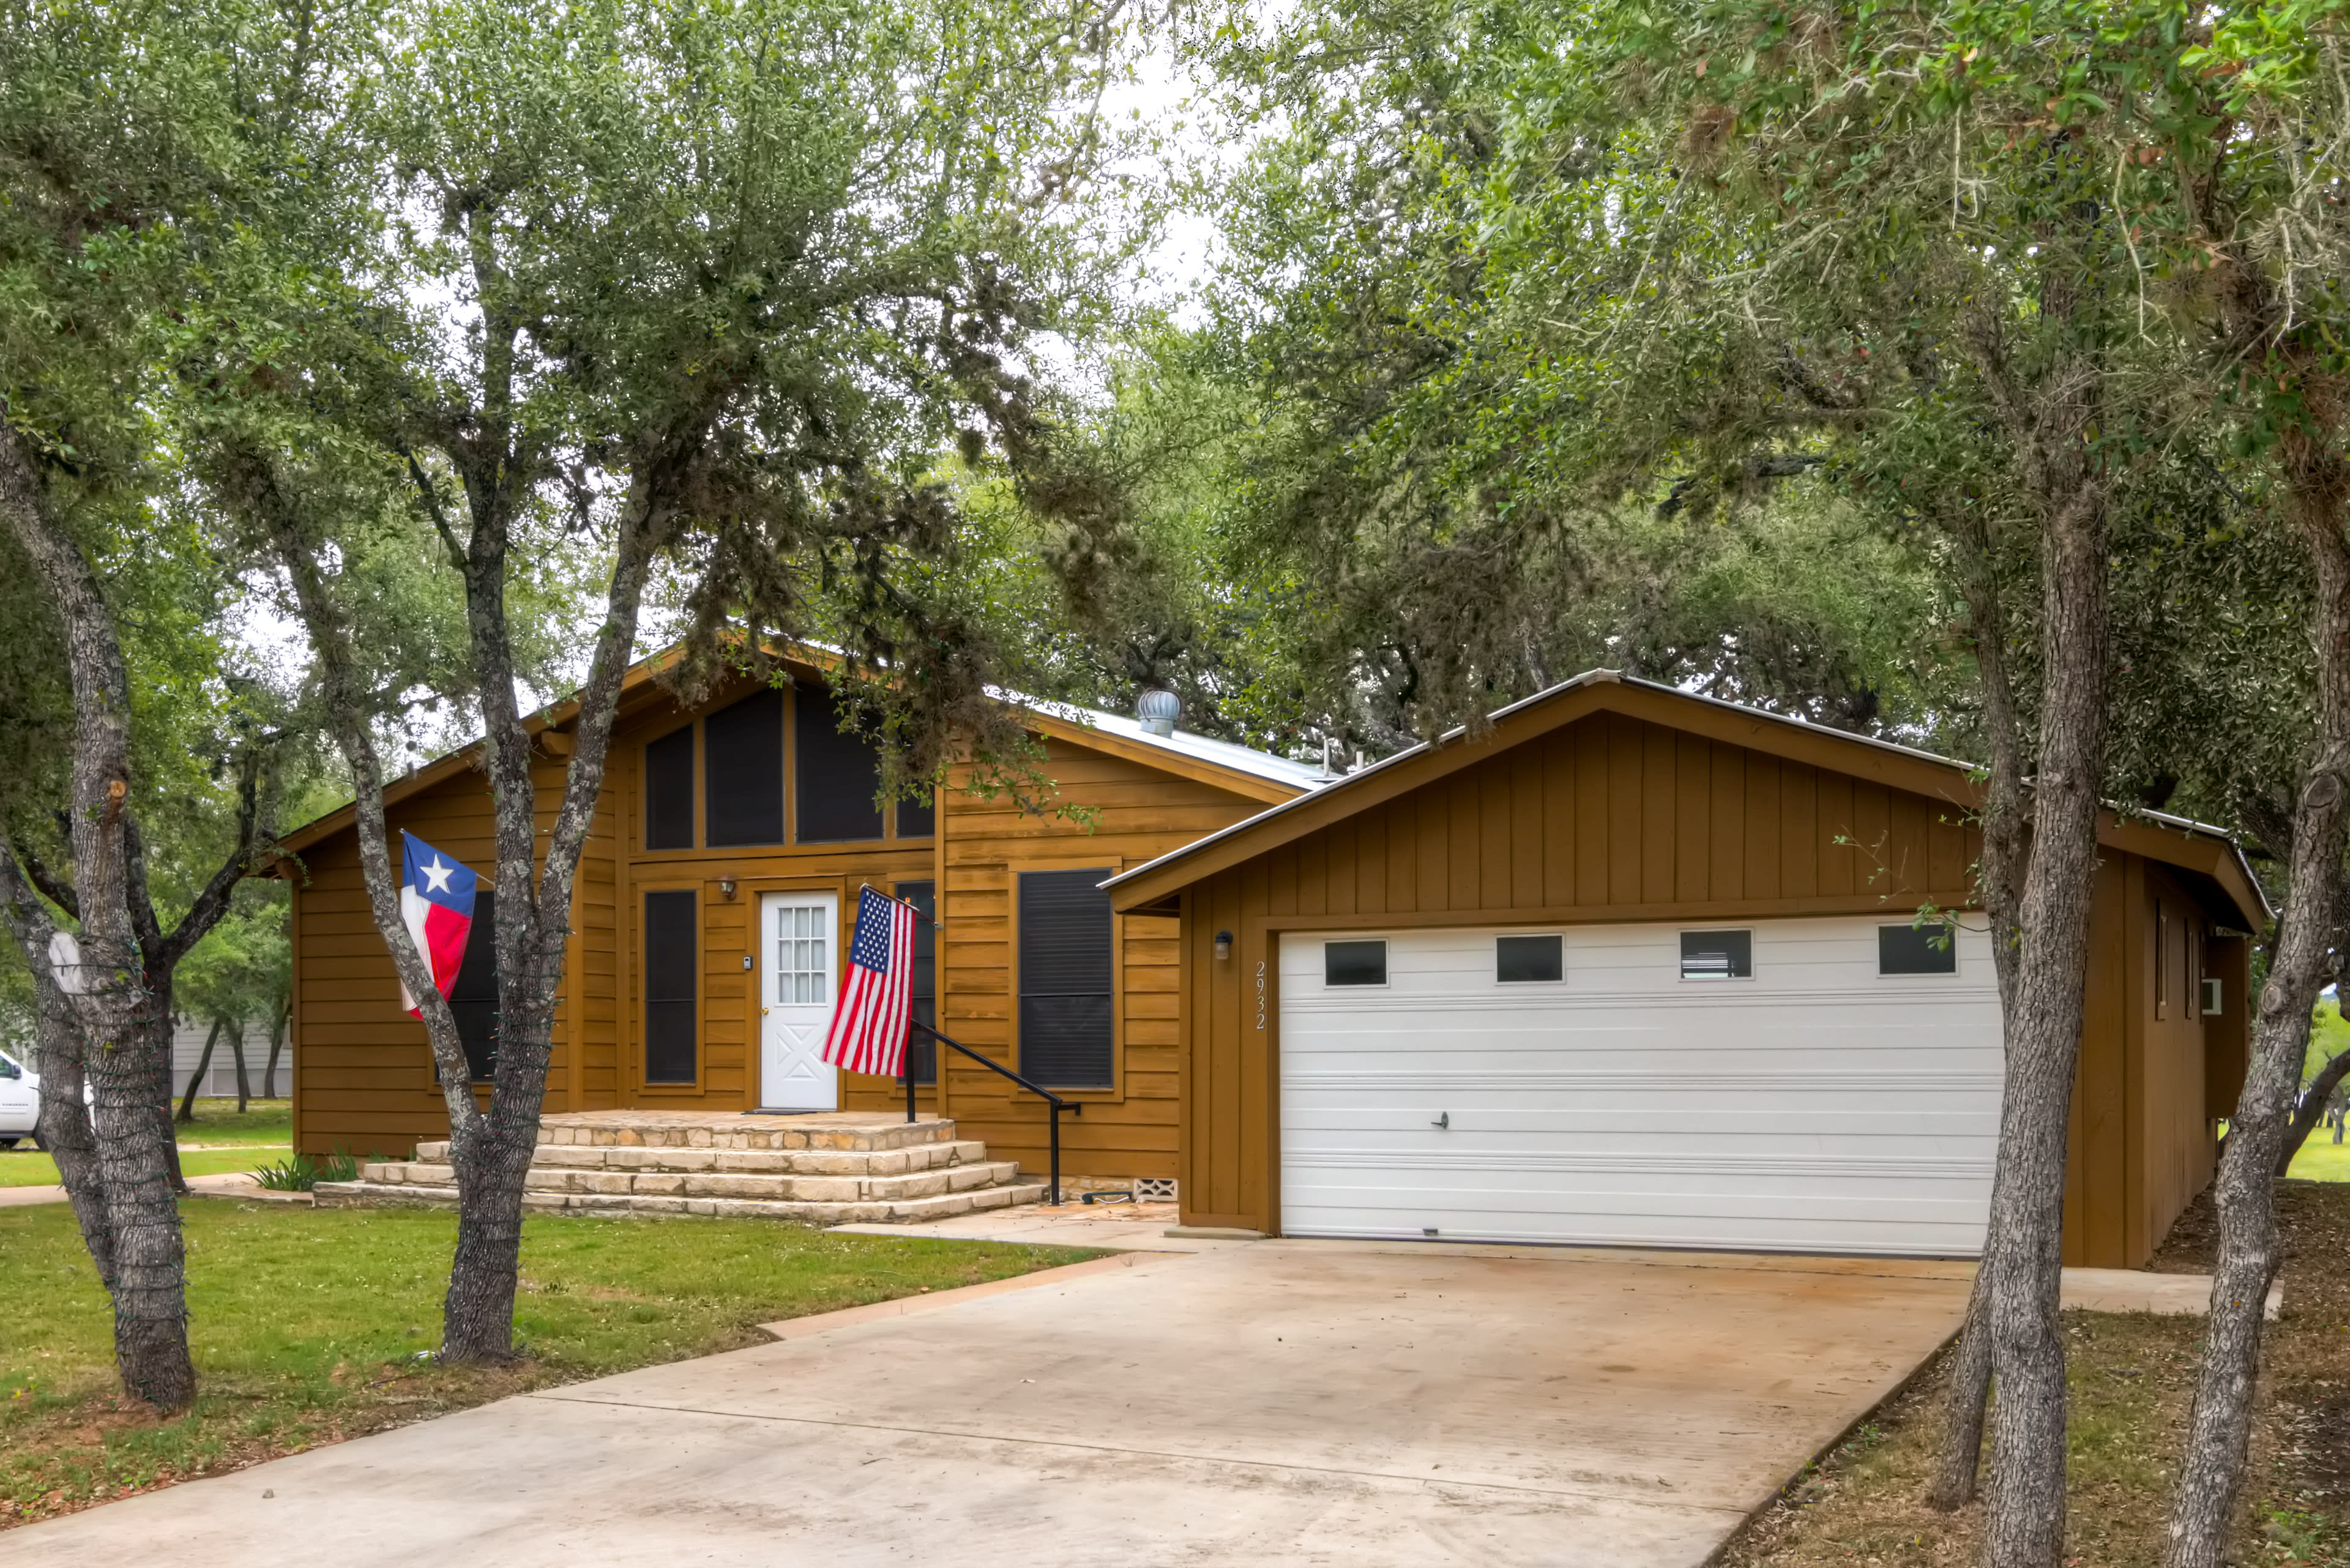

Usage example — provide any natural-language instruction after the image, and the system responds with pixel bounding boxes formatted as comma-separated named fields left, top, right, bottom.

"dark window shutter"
left=897, top=793, right=935, bottom=838
left=704, top=689, right=784, bottom=846
left=900, top=880, right=937, bottom=1085
left=644, top=725, right=694, bottom=849
left=1019, top=868, right=1113, bottom=1089
left=644, top=889, right=698, bottom=1084
left=447, top=890, right=499, bottom=1081
left=795, top=685, right=884, bottom=842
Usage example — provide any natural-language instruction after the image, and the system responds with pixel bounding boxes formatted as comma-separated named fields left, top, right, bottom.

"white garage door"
left=1278, top=917, right=2001, bottom=1256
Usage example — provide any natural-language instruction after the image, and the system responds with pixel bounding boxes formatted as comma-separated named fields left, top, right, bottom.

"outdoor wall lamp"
left=718, top=876, right=738, bottom=900
left=1214, top=930, right=1233, bottom=961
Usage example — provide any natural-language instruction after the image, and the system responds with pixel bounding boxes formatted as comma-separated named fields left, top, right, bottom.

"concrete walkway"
left=0, top=1171, right=302, bottom=1209
left=9, top=1239, right=1973, bottom=1567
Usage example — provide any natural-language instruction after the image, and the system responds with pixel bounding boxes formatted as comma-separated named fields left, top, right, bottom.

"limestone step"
left=312, top=1178, right=1050, bottom=1226
left=529, top=1112, right=957, bottom=1154
left=359, top=1158, right=1025, bottom=1205
left=412, top=1138, right=993, bottom=1177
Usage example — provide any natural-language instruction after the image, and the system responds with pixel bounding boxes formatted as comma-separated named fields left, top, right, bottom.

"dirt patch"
left=1717, top=1182, right=2350, bottom=1567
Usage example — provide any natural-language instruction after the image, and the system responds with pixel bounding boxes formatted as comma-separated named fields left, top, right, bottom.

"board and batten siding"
left=1278, top=918, right=2002, bottom=1253
left=1174, top=707, right=1982, bottom=1233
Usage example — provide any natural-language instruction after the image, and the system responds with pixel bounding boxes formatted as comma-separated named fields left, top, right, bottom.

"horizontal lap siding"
left=910, top=736, right=1269, bottom=1181
left=293, top=769, right=511, bottom=1159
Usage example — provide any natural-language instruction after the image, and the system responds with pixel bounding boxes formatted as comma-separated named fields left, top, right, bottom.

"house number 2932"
left=1255, top=960, right=1266, bottom=1031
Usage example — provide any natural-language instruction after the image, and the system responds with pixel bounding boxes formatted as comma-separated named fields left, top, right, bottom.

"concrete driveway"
left=10, top=1241, right=1971, bottom=1567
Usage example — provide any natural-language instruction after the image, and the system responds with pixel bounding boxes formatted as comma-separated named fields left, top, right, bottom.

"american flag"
left=819, top=886, right=920, bottom=1078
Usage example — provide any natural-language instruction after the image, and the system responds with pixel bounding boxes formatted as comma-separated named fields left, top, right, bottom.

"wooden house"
left=278, top=651, right=1323, bottom=1190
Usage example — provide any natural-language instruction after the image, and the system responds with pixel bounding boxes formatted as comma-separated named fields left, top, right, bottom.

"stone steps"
left=312, top=1112, right=1046, bottom=1227
left=313, top=1178, right=1051, bottom=1225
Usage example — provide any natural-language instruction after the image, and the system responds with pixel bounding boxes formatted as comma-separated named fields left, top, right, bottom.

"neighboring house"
left=1106, top=670, right=2265, bottom=1269
left=275, top=649, right=1322, bottom=1189
left=171, top=1017, right=289, bottom=1100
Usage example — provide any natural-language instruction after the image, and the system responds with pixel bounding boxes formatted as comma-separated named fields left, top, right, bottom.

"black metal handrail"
left=903, top=1018, right=1081, bottom=1205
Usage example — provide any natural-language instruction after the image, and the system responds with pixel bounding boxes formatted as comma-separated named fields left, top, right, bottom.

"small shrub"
left=251, top=1149, right=361, bottom=1191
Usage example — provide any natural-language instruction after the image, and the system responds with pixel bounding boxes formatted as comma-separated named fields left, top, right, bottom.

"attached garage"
left=1107, top=671, right=2266, bottom=1268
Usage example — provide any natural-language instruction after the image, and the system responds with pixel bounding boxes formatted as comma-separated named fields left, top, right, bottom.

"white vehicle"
left=0, top=1047, right=37, bottom=1148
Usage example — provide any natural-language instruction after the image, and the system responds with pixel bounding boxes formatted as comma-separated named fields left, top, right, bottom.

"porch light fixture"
left=718, top=876, right=737, bottom=900
left=1214, top=930, right=1233, bottom=961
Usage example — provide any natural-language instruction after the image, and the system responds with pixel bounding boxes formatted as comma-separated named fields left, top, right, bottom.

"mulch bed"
left=1717, top=1182, right=2350, bottom=1567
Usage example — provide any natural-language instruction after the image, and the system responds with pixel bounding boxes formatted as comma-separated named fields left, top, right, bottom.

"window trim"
left=1322, top=937, right=1391, bottom=989
left=1493, top=932, right=1566, bottom=986
left=1678, top=928, right=1753, bottom=982
left=1007, top=857, right=1126, bottom=1101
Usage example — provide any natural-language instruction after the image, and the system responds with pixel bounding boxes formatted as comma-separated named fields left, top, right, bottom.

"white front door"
left=759, top=891, right=840, bottom=1111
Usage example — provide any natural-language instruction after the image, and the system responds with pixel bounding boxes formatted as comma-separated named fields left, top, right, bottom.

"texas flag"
left=399, top=832, right=480, bottom=1017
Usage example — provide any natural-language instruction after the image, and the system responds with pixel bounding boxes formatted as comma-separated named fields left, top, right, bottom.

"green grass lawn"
left=0, top=1100, right=295, bottom=1187
left=2, top=1201, right=1092, bottom=1527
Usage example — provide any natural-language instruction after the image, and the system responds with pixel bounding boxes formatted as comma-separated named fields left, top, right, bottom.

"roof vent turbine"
left=1136, top=689, right=1181, bottom=737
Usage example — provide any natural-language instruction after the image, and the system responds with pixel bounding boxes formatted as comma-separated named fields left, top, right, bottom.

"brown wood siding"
left=878, top=736, right=1269, bottom=1181
left=1168, top=707, right=2211, bottom=1265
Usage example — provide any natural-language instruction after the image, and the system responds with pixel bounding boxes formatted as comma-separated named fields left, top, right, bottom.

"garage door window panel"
left=1324, top=939, right=1387, bottom=987
left=1680, top=929, right=1751, bottom=980
left=1496, top=934, right=1563, bottom=984
left=1879, top=922, right=1958, bottom=976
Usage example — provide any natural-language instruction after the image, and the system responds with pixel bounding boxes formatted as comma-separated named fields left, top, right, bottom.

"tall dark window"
left=644, top=725, right=695, bottom=849
left=644, top=889, right=698, bottom=1084
left=704, top=689, right=784, bottom=846
left=900, top=880, right=937, bottom=1085
left=447, top=890, right=499, bottom=1081
left=1018, top=868, right=1114, bottom=1089
left=796, top=685, right=884, bottom=842
left=897, top=793, right=935, bottom=838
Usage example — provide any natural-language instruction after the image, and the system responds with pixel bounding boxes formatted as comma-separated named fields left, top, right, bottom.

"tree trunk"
left=1930, top=506, right=2033, bottom=1513
left=177, top=1018, right=223, bottom=1122
left=2278, top=1042, right=2350, bottom=1176
left=263, top=1001, right=286, bottom=1100
left=0, top=418, right=194, bottom=1409
left=1979, top=476, right=2109, bottom=1568
left=228, top=1018, right=250, bottom=1113
left=2165, top=409, right=2350, bottom=1568
left=0, top=853, right=116, bottom=1287
left=434, top=442, right=661, bottom=1364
